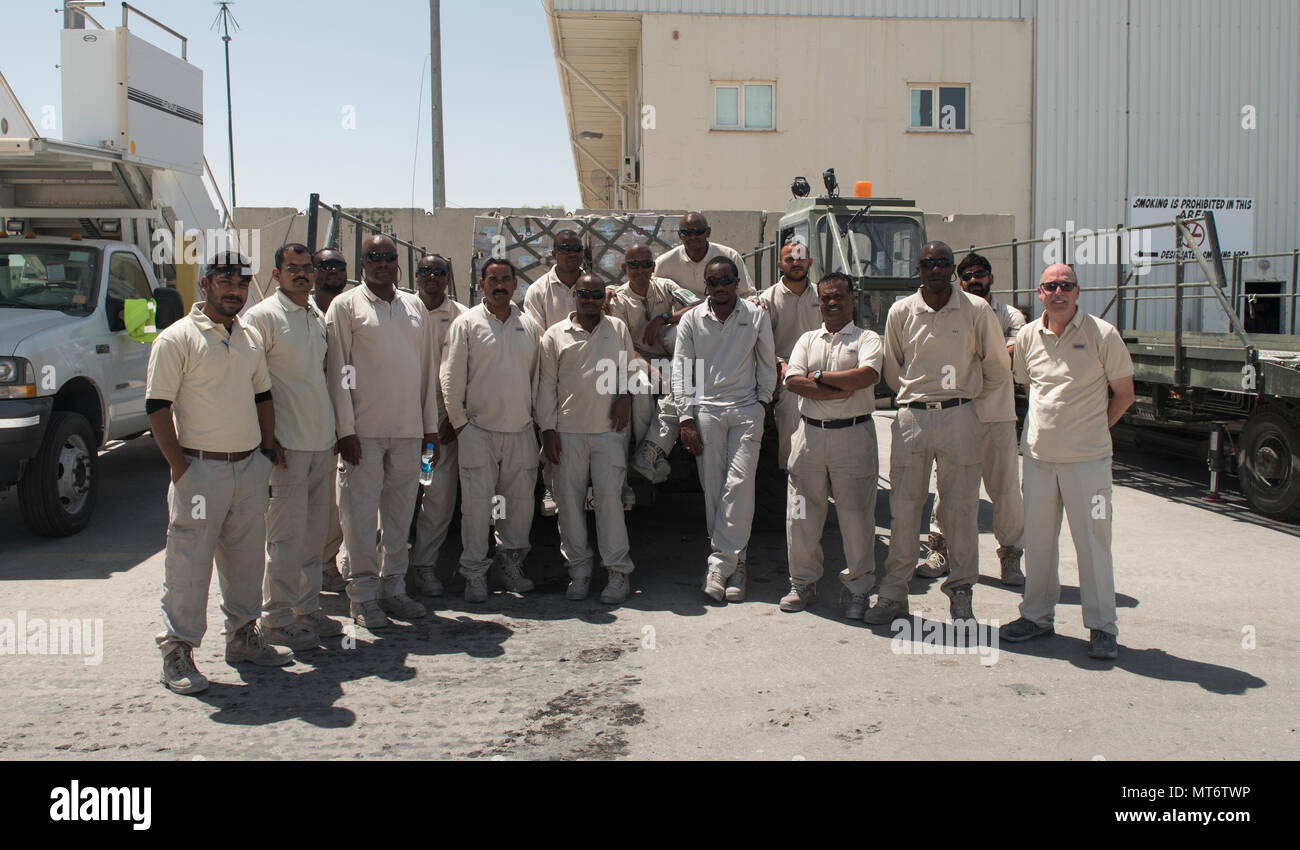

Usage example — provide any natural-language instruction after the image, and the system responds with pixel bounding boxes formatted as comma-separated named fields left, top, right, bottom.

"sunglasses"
left=1040, top=281, right=1078, bottom=293
left=575, top=288, right=606, bottom=300
left=918, top=258, right=954, bottom=269
left=416, top=268, right=449, bottom=277
left=704, top=275, right=737, bottom=288
left=625, top=259, right=655, bottom=270
left=678, top=227, right=708, bottom=237
left=316, top=259, right=346, bottom=271
left=960, top=270, right=991, bottom=282
left=283, top=264, right=315, bottom=274
left=554, top=244, right=584, bottom=254
left=364, top=251, right=398, bottom=263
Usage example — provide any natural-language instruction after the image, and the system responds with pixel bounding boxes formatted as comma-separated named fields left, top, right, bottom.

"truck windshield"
left=0, top=245, right=99, bottom=312
left=818, top=215, right=923, bottom=279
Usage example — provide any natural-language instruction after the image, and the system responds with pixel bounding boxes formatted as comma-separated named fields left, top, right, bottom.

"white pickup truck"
left=0, top=234, right=183, bottom=535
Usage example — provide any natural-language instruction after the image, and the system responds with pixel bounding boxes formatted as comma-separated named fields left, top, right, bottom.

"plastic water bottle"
left=420, top=442, right=435, bottom=485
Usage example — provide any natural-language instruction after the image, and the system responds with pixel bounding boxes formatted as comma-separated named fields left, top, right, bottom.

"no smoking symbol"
left=1184, top=221, right=1206, bottom=248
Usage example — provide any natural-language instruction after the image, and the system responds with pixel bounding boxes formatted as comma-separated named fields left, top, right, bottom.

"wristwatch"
left=660, top=312, right=672, bottom=324
left=812, top=370, right=824, bottom=383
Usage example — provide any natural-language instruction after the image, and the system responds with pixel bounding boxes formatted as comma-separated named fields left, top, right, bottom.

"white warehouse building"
left=545, top=0, right=1300, bottom=331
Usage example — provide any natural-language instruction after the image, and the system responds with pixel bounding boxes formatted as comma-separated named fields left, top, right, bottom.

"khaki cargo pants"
left=457, top=424, right=538, bottom=578
left=261, top=448, right=334, bottom=629
left=412, top=437, right=459, bottom=567
left=696, top=402, right=764, bottom=578
left=932, top=419, right=1025, bottom=550
left=336, top=437, right=421, bottom=602
left=554, top=431, right=634, bottom=578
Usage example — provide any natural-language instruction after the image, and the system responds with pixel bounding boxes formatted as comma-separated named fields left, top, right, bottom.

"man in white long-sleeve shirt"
left=440, top=257, right=544, bottom=603
left=325, top=235, right=441, bottom=631
left=672, top=256, right=777, bottom=604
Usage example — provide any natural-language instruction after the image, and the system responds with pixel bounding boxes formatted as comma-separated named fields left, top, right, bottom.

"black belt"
left=183, top=448, right=256, bottom=461
left=899, top=398, right=971, bottom=411
left=802, top=414, right=872, bottom=430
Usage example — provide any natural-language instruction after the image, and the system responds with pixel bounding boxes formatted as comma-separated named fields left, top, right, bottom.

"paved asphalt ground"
left=1, top=414, right=1296, bottom=760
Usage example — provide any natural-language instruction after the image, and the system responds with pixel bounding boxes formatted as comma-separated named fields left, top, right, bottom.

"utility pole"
left=430, top=0, right=446, bottom=210
left=212, top=2, right=239, bottom=210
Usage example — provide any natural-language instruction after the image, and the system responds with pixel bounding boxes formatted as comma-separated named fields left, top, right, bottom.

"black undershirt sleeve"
left=145, top=398, right=173, bottom=415
left=254, top=390, right=273, bottom=404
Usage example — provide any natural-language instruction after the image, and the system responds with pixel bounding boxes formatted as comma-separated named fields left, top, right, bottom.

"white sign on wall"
left=1129, top=196, right=1253, bottom=263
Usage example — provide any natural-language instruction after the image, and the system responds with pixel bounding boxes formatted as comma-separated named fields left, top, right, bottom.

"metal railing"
left=304, top=194, right=456, bottom=302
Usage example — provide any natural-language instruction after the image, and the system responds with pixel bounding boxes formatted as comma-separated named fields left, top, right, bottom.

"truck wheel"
left=1238, top=409, right=1300, bottom=522
left=18, top=411, right=99, bottom=537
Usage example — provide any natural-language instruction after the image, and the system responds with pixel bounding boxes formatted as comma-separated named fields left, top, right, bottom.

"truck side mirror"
left=152, top=287, right=184, bottom=331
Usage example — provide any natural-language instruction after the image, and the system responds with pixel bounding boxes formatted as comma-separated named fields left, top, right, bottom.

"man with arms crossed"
left=999, top=264, right=1134, bottom=660
left=147, top=251, right=291, bottom=695
left=673, top=256, right=776, bottom=604
left=537, top=276, right=638, bottom=603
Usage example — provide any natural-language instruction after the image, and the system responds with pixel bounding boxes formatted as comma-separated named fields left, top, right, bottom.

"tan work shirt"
left=757, top=278, right=822, bottom=360
left=242, top=290, right=335, bottom=452
left=536, top=313, right=639, bottom=434
left=426, top=296, right=469, bottom=425
left=785, top=323, right=884, bottom=420
left=146, top=303, right=271, bottom=453
left=672, top=297, right=777, bottom=422
left=607, top=276, right=699, bottom=358
left=883, top=285, right=1011, bottom=406
left=656, top=242, right=756, bottom=298
left=324, top=283, right=441, bottom=441
left=1014, top=309, right=1134, bottom=464
left=973, top=295, right=1027, bottom=424
left=440, top=302, right=543, bottom=433
left=523, top=265, right=580, bottom=330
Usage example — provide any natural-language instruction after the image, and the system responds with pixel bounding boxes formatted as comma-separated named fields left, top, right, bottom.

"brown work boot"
left=225, top=621, right=294, bottom=667
left=863, top=596, right=910, bottom=625
left=998, top=545, right=1025, bottom=586
left=915, top=532, right=949, bottom=578
left=322, top=559, right=346, bottom=594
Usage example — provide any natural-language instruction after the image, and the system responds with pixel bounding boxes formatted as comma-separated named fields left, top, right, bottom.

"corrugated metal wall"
left=554, top=0, right=1026, bottom=19
left=1033, top=0, right=1300, bottom=332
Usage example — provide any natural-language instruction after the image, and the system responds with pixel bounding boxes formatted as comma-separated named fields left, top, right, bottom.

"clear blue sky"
left=3, top=0, right=581, bottom=210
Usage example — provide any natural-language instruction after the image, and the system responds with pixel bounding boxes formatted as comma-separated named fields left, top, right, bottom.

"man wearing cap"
left=441, top=257, right=544, bottom=603
left=523, top=229, right=586, bottom=518
left=409, top=254, right=468, bottom=598
left=778, top=273, right=884, bottom=619
left=919, top=252, right=1027, bottom=586
left=146, top=251, right=292, bottom=696
left=756, top=238, right=823, bottom=471
left=607, top=242, right=700, bottom=484
left=656, top=212, right=756, bottom=299
left=325, top=234, right=442, bottom=630
left=242, top=244, right=344, bottom=651
left=1000, top=264, right=1135, bottom=660
left=672, top=256, right=776, bottom=604
left=537, top=275, right=638, bottom=603
left=311, top=247, right=353, bottom=595
left=865, top=242, right=1011, bottom=626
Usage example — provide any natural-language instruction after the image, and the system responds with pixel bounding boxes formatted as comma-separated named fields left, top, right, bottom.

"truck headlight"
left=0, top=357, right=38, bottom=399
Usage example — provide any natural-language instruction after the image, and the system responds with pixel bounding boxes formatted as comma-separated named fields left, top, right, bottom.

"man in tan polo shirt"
left=656, top=212, right=756, bottom=299
left=866, top=242, right=1010, bottom=626
left=326, top=234, right=441, bottom=631
left=312, top=247, right=352, bottom=595
left=779, top=273, right=884, bottom=619
left=243, top=244, right=343, bottom=652
left=146, top=251, right=293, bottom=696
left=919, top=252, right=1027, bottom=585
left=409, top=254, right=468, bottom=598
left=441, top=257, right=544, bottom=603
left=756, top=238, right=822, bottom=471
left=524, top=230, right=586, bottom=517
left=607, top=242, right=700, bottom=484
left=1000, top=264, right=1135, bottom=660
left=537, top=276, right=638, bottom=603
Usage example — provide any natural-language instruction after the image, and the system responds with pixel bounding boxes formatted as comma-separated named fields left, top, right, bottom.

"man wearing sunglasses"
left=607, top=242, right=699, bottom=484
left=242, top=244, right=343, bottom=653
left=919, top=253, right=1028, bottom=586
left=672, top=256, right=777, bottom=604
left=441, top=257, right=545, bottom=603
left=325, top=234, right=443, bottom=630
left=536, top=275, right=638, bottom=603
left=655, top=212, right=756, bottom=299
left=409, top=254, right=468, bottom=599
left=311, top=247, right=352, bottom=596
left=523, top=229, right=586, bottom=517
left=756, top=237, right=823, bottom=472
left=1000, top=264, right=1134, bottom=660
left=147, top=251, right=292, bottom=695
left=869, top=242, right=1010, bottom=626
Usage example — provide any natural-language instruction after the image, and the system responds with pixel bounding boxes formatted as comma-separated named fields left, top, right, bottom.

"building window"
left=909, top=85, right=968, bottom=132
left=713, top=82, right=775, bottom=131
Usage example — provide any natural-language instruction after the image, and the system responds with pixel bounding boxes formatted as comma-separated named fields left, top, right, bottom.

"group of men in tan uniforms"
left=146, top=213, right=1135, bottom=696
